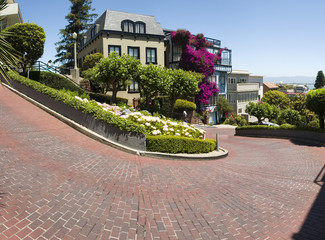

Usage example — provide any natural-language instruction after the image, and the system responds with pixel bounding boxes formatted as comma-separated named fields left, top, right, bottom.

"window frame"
left=135, top=21, right=146, bottom=34
left=128, top=80, right=140, bottom=93
left=128, top=46, right=140, bottom=60
left=108, top=45, right=121, bottom=56
left=146, top=47, right=157, bottom=64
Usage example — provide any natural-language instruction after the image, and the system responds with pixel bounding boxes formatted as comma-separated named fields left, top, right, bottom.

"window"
left=146, top=48, right=157, bottom=64
left=128, top=47, right=140, bottom=59
left=128, top=80, right=139, bottom=93
left=122, top=20, right=134, bottom=33
left=108, top=45, right=121, bottom=55
left=91, top=26, right=96, bottom=38
left=228, top=93, right=236, bottom=104
left=172, top=44, right=182, bottom=62
left=135, top=22, right=145, bottom=34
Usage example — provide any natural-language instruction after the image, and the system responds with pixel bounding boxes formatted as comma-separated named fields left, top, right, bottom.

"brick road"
left=0, top=85, right=324, bottom=240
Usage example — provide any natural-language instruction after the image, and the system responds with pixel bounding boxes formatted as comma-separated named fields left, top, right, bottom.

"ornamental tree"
left=305, top=88, right=325, bottom=128
left=262, top=90, right=291, bottom=109
left=137, top=64, right=171, bottom=109
left=168, top=69, right=202, bottom=115
left=245, top=101, right=272, bottom=124
left=90, top=52, right=141, bottom=103
left=3, top=23, right=45, bottom=74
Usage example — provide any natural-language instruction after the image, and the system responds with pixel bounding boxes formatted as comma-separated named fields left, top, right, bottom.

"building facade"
left=78, top=10, right=166, bottom=103
left=0, top=0, right=23, bottom=30
left=228, top=70, right=262, bottom=122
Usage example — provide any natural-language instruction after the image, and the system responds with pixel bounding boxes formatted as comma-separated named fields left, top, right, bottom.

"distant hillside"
left=264, top=76, right=315, bottom=84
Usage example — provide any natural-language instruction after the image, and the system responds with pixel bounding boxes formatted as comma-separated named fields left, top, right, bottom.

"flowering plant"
left=196, top=81, right=219, bottom=104
left=74, top=96, right=206, bottom=139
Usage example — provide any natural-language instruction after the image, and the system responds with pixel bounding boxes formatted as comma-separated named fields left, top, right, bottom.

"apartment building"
left=78, top=10, right=166, bottom=102
left=0, top=0, right=23, bottom=30
left=228, top=70, right=263, bottom=122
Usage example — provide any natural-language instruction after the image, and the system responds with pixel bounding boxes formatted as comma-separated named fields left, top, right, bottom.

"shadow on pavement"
left=292, top=165, right=325, bottom=239
left=290, top=139, right=324, bottom=147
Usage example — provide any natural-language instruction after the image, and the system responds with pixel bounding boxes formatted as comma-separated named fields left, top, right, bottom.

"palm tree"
left=0, top=0, right=21, bottom=83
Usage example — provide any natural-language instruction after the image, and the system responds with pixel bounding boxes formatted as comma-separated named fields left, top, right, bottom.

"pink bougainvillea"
left=171, top=30, right=220, bottom=105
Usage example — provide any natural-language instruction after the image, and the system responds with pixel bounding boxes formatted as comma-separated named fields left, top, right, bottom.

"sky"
left=15, top=0, right=325, bottom=82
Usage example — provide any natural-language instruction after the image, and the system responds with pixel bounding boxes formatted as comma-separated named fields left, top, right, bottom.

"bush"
left=279, top=109, right=302, bottom=126
left=88, top=92, right=128, bottom=105
left=146, top=135, right=216, bottom=153
left=8, top=71, right=145, bottom=135
left=224, top=114, right=248, bottom=126
left=307, top=119, right=320, bottom=129
left=29, top=71, right=85, bottom=95
left=174, top=99, right=196, bottom=111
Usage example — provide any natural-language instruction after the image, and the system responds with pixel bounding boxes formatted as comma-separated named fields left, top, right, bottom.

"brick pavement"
left=0, top=85, right=324, bottom=239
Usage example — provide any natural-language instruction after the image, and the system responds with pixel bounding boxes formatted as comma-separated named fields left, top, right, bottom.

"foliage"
left=168, top=68, right=202, bottom=115
left=237, top=124, right=325, bottom=133
left=55, top=0, right=97, bottom=68
left=8, top=71, right=146, bottom=134
left=305, top=88, right=325, bottom=128
left=279, top=109, right=302, bottom=126
left=3, top=23, right=45, bottom=73
left=215, top=95, right=233, bottom=114
left=262, top=90, right=291, bottom=109
left=146, top=135, right=216, bottom=154
left=90, top=52, right=141, bottom=103
left=82, top=52, right=104, bottom=71
left=0, top=0, right=21, bottom=83
left=307, top=119, right=320, bottom=129
left=245, top=101, right=271, bottom=123
left=88, top=92, right=128, bottom=105
left=314, top=70, right=325, bottom=89
left=174, top=99, right=197, bottom=112
left=223, top=113, right=248, bottom=126
left=137, top=64, right=170, bottom=109
left=170, top=29, right=192, bottom=47
left=29, top=71, right=85, bottom=94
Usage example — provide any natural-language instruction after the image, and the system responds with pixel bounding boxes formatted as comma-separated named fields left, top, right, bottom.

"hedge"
left=29, top=71, right=85, bottom=95
left=237, top=124, right=325, bottom=133
left=88, top=92, right=128, bottom=105
left=174, top=99, right=196, bottom=111
left=8, top=71, right=146, bottom=135
left=146, top=135, right=216, bottom=154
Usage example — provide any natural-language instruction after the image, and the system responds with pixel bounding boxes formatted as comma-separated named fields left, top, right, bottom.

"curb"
left=4, top=83, right=229, bottom=160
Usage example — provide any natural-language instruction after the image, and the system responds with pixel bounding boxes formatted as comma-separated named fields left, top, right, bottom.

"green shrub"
left=8, top=71, right=145, bottom=135
left=307, top=119, right=320, bottom=129
left=224, top=114, right=248, bottom=126
left=29, top=71, right=85, bottom=95
left=88, top=92, right=128, bottom=105
left=279, top=109, right=302, bottom=126
left=146, top=135, right=216, bottom=154
left=174, top=99, right=196, bottom=111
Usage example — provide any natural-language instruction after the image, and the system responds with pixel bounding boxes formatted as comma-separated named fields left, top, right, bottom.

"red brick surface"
left=0, top=85, right=324, bottom=239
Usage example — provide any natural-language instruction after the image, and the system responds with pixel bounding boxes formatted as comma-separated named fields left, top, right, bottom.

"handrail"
left=29, top=61, right=80, bottom=87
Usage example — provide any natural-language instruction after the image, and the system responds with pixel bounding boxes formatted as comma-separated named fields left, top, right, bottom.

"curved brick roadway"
left=0, top=85, right=324, bottom=240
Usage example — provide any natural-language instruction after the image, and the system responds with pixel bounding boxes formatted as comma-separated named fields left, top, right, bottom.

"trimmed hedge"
left=29, top=71, right=85, bottom=94
left=8, top=71, right=146, bottom=135
left=174, top=99, right=196, bottom=111
left=88, top=92, right=128, bottom=105
left=237, top=124, right=325, bottom=133
left=146, top=135, right=216, bottom=154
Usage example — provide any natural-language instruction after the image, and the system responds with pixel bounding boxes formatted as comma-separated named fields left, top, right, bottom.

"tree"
left=137, top=64, right=170, bottom=109
left=279, top=109, right=302, bottom=126
left=262, top=90, right=290, bottom=109
left=91, top=52, right=141, bottom=103
left=82, top=52, right=104, bottom=71
left=55, top=0, right=97, bottom=68
left=305, top=88, right=325, bottom=128
left=0, top=0, right=21, bottom=83
left=3, top=23, right=45, bottom=74
left=245, top=101, right=272, bottom=124
left=314, top=71, right=325, bottom=89
left=215, top=96, right=234, bottom=122
left=168, top=69, right=202, bottom=115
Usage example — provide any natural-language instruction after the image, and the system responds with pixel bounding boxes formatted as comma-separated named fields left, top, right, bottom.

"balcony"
left=228, top=83, right=259, bottom=92
left=206, top=37, right=221, bottom=47
left=0, top=3, right=23, bottom=25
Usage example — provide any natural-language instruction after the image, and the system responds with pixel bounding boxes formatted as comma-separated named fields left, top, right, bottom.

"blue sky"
left=15, top=0, right=325, bottom=81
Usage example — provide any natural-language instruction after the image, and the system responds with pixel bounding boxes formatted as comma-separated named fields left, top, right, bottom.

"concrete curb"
left=4, top=83, right=229, bottom=160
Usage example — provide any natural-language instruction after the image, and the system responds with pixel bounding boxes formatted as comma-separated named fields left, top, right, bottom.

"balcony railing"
left=206, top=37, right=221, bottom=47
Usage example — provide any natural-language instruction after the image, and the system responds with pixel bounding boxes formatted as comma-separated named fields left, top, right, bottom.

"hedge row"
left=146, top=135, right=216, bottom=154
left=88, top=92, right=128, bottom=105
left=237, top=124, right=325, bottom=133
left=8, top=71, right=146, bottom=135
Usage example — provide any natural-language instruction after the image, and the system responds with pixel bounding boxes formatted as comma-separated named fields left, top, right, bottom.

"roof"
left=94, top=10, right=164, bottom=36
left=263, top=82, right=278, bottom=89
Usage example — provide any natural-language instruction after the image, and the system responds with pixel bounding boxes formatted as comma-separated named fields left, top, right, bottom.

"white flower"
left=151, top=126, right=156, bottom=130
left=152, top=130, right=161, bottom=135
left=75, top=96, right=82, bottom=101
left=169, top=128, right=174, bottom=132
left=175, top=133, right=180, bottom=136
left=145, top=122, right=151, bottom=126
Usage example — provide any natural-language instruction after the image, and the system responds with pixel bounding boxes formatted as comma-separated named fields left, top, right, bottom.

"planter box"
left=236, top=128, right=325, bottom=145
left=7, top=79, right=146, bottom=151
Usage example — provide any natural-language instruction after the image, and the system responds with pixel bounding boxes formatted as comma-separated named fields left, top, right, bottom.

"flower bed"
left=75, top=96, right=206, bottom=139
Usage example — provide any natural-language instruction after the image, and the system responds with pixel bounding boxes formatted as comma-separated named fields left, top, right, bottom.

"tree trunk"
left=112, top=90, right=117, bottom=104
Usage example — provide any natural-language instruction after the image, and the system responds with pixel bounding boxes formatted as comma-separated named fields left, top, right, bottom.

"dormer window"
left=122, top=20, right=134, bottom=33
left=135, top=22, right=145, bottom=34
